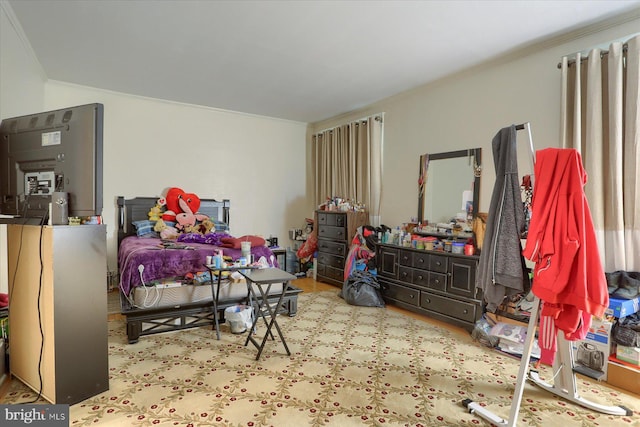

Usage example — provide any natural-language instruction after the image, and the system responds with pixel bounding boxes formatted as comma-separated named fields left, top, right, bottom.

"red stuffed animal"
left=161, top=187, right=208, bottom=229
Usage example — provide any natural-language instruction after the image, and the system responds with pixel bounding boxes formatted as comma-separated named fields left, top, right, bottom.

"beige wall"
left=3, top=0, right=640, bottom=275
left=0, top=2, right=45, bottom=294
left=44, top=83, right=308, bottom=270
left=310, top=15, right=640, bottom=230
left=0, top=2, right=45, bottom=119
left=1, top=0, right=309, bottom=273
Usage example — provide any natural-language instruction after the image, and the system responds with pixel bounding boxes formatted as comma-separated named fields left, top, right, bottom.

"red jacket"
left=522, top=148, right=608, bottom=336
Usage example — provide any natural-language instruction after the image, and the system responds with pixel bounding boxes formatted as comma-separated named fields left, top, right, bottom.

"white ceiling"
left=7, top=0, right=640, bottom=123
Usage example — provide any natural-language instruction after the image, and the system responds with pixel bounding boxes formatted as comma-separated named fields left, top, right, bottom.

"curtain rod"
left=314, top=114, right=383, bottom=136
left=556, top=43, right=628, bottom=69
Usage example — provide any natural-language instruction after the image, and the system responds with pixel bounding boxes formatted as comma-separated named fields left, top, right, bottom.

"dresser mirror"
left=418, top=148, right=481, bottom=226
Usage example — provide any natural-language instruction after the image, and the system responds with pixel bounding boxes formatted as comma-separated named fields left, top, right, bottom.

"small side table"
left=240, top=268, right=297, bottom=360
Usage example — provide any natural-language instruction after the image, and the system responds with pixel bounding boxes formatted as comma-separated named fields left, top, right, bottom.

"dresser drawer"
left=427, top=272, right=447, bottom=291
left=317, top=212, right=346, bottom=227
left=399, top=250, right=413, bottom=267
left=419, top=291, right=477, bottom=323
left=317, top=252, right=344, bottom=269
left=398, top=266, right=412, bottom=282
left=317, top=239, right=347, bottom=256
left=400, top=250, right=448, bottom=273
left=318, top=264, right=344, bottom=282
left=318, top=225, right=347, bottom=241
left=399, top=266, right=446, bottom=291
left=382, top=281, right=419, bottom=307
left=427, top=254, right=448, bottom=273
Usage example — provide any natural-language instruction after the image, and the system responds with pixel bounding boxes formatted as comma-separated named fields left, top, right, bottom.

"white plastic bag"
left=224, top=304, right=253, bottom=334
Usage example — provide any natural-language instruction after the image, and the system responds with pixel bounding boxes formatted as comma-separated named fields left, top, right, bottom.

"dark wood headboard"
left=116, top=196, right=230, bottom=245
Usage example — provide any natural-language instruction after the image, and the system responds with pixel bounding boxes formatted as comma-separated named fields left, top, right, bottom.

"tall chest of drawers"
left=377, top=243, right=482, bottom=331
left=316, top=210, right=368, bottom=287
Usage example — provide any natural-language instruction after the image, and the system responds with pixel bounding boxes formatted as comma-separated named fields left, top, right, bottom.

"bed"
left=117, top=196, right=302, bottom=343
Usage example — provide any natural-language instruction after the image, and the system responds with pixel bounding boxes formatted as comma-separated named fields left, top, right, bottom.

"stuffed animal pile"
left=148, top=187, right=213, bottom=239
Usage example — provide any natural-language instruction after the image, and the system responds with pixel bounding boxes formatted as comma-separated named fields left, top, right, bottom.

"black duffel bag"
left=612, top=312, right=640, bottom=348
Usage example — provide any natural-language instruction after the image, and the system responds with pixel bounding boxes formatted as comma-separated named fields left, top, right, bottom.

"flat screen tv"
left=0, top=103, right=103, bottom=219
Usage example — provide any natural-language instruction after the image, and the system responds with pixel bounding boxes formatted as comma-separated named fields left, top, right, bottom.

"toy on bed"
left=145, top=188, right=218, bottom=239
left=161, top=187, right=209, bottom=230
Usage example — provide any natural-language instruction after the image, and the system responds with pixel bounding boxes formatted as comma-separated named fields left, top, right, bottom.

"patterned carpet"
left=3, top=291, right=638, bottom=426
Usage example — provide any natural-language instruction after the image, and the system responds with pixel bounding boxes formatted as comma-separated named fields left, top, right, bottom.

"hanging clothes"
left=475, top=125, right=530, bottom=312
left=522, top=148, right=609, bottom=364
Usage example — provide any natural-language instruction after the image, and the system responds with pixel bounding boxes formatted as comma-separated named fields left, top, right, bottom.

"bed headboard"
left=116, top=196, right=230, bottom=245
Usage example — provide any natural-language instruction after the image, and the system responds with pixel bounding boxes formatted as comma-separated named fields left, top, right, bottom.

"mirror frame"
left=418, top=148, right=482, bottom=224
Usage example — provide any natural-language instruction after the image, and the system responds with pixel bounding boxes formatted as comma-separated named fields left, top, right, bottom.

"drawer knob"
left=401, top=272, right=408, bottom=278
left=436, top=261, right=441, bottom=266
left=417, top=275, right=423, bottom=280
left=463, top=309, right=468, bottom=314
left=425, top=298, right=431, bottom=303
left=409, top=294, right=415, bottom=299
left=435, top=279, right=440, bottom=284
left=418, top=258, right=424, bottom=263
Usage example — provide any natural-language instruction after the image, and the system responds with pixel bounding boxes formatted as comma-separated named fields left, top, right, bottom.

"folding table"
left=239, top=268, right=296, bottom=360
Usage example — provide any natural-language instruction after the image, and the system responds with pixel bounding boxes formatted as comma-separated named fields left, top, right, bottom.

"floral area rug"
left=3, top=290, right=638, bottom=426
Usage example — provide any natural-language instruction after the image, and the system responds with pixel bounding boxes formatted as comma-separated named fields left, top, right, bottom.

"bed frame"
left=116, top=196, right=302, bottom=344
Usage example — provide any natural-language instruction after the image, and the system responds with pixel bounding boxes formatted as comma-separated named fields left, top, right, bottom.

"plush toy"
left=154, top=218, right=179, bottom=239
left=148, top=198, right=165, bottom=221
left=199, top=218, right=216, bottom=234
left=182, top=218, right=216, bottom=235
left=161, top=187, right=209, bottom=229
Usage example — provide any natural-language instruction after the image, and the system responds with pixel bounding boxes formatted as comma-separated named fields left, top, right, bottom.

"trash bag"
left=471, top=315, right=499, bottom=348
left=341, top=270, right=385, bottom=307
left=224, top=304, right=253, bottom=334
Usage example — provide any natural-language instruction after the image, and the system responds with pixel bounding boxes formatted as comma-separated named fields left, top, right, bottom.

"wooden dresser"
left=377, top=243, right=482, bottom=332
left=315, top=210, right=368, bottom=287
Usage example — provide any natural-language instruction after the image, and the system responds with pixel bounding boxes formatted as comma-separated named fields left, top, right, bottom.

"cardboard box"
left=571, top=317, right=613, bottom=381
left=607, top=359, right=640, bottom=394
left=606, top=296, right=640, bottom=318
left=616, top=345, right=640, bottom=366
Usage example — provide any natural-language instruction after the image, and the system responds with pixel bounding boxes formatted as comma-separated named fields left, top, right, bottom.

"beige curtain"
left=312, top=115, right=383, bottom=226
left=560, top=35, right=639, bottom=271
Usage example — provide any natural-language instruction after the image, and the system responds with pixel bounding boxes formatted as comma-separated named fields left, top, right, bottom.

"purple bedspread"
left=118, top=236, right=279, bottom=295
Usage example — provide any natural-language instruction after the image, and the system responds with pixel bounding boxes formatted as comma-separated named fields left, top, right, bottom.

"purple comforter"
left=118, top=235, right=279, bottom=295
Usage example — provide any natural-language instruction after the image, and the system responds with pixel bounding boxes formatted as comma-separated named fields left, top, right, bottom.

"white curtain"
left=312, top=115, right=383, bottom=226
left=560, top=35, right=640, bottom=271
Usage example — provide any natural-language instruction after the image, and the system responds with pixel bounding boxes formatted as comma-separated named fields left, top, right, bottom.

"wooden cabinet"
left=8, top=224, right=109, bottom=404
left=377, top=244, right=482, bottom=331
left=316, top=210, right=368, bottom=287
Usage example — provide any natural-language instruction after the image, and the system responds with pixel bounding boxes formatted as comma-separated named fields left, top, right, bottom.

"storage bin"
left=452, top=242, right=465, bottom=254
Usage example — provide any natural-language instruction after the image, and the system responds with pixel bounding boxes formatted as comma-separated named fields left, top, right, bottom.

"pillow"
left=132, top=220, right=159, bottom=238
left=220, top=235, right=266, bottom=249
left=212, top=220, right=229, bottom=232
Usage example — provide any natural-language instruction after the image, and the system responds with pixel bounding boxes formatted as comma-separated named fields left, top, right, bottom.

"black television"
left=0, top=103, right=103, bottom=219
